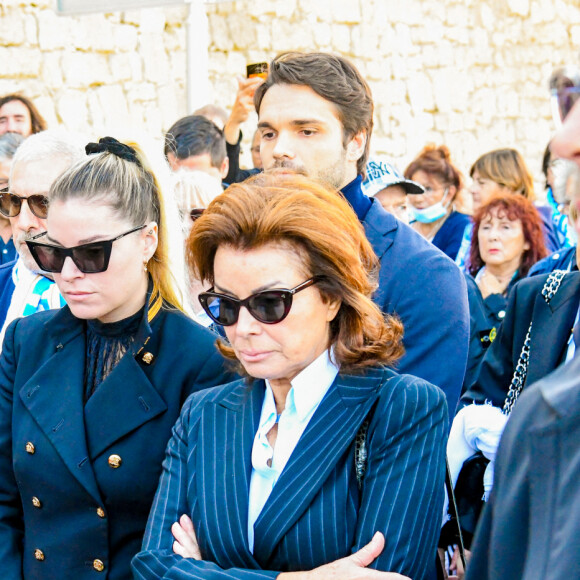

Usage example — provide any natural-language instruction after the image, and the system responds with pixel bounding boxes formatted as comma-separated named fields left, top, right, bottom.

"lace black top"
left=84, top=306, right=144, bottom=401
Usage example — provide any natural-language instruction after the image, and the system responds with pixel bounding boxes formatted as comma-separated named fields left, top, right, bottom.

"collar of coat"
left=45, top=276, right=163, bottom=354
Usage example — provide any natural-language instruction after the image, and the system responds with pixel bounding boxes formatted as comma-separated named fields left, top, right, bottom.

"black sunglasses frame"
left=25, top=224, right=147, bottom=274
left=0, top=188, right=49, bottom=219
left=198, top=277, right=320, bottom=326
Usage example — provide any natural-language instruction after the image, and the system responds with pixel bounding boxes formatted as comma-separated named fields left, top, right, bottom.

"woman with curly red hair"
left=463, top=193, right=547, bottom=389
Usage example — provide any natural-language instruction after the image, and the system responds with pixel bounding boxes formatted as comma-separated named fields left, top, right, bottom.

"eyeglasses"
left=549, top=66, right=580, bottom=126
left=190, top=208, right=204, bottom=221
left=198, top=277, right=320, bottom=326
left=179, top=208, right=205, bottom=223
left=25, top=225, right=147, bottom=274
left=0, top=188, right=49, bottom=219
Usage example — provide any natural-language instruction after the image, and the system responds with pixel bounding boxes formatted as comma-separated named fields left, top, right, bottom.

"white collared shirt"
left=247, top=348, right=339, bottom=552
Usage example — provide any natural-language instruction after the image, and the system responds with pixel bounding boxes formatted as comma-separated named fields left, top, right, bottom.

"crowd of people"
left=0, top=49, right=578, bottom=580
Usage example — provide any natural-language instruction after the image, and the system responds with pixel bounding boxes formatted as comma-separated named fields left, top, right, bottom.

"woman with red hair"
left=463, top=193, right=547, bottom=390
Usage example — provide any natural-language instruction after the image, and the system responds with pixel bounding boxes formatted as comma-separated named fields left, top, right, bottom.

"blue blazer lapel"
left=19, top=317, right=102, bottom=504
left=252, top=369, right=384, bottom=565
left=83, top=353, right=168, bottom=459
left=196, top=379, right=264, bottom=568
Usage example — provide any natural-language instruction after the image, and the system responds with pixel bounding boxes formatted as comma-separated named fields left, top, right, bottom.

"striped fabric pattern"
left=133, top=368, right=448, bottom=580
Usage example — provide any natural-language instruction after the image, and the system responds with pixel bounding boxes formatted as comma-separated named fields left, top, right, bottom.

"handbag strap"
left=444, top=458, right=467, bottom=570
left=355, top=417, right=370, bottom=490
left=502, top=270, right=566, bottom=415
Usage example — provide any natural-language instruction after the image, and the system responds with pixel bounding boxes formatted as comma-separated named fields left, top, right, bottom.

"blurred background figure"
left=164, top=115, right=229, bottom=182
left=0, top=94, right=47, bottom=138
left=172, top=169, right=223, bottom=235
left=463, top=193, right=547, bottom=390
left=171, top=169, right=223, bottom=324
left=192, top=103, right=229, bottom=131
left=362, top=158, right=424, bottom=224
left=542, top=142, right=577, bottom=249
left=224, top=76, right=264, bottom=184
left=529, top=151, right=580, bottom=275
left=0, top=132, right=24, bottom=264
left=404, top=144, right=470, bottom=260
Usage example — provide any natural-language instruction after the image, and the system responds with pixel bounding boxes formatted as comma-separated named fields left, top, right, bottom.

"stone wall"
left=2, top=0, right=580, bottom=187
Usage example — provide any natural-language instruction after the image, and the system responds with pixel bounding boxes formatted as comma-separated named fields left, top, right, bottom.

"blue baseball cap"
left=362, top=158, right=425, bottom=196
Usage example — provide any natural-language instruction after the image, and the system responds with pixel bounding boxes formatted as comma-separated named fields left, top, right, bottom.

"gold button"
left=26, top=442, right=35, bottom=454
left=32, top=497, right=42, bottom=508
left=96, top=507, right=105, bottom=518
left=108, top=454, right=122, bottom=468
left=142, top=352, right=154, bottom=364
left=93, top=559, right=105, bottom=572
left=34, top=549, right=44, bottom=561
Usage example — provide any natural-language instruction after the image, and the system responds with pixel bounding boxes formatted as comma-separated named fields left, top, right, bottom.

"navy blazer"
left=467, top=355, right=580, bottom=580
left=363, top=199, right=469, bottom=420
left=0, top=301, right=232, bottom=580
left=133, top=368, right=448, bottom=580
left=461, top=271, right=580, bottom=408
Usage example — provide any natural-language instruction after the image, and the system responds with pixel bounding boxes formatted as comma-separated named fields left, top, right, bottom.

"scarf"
left=0, top=258, right=66, bottom=351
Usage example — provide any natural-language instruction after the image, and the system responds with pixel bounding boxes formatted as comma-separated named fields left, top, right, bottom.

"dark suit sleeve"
left=0, top=319, right=25, bottom=579
left=132, top=393, right=278, bottom=580
left=465, top=383, right=538, bottom=580
left=224, top=138, right=258, bottom=185
left=354, top=376, right=448, bottom=580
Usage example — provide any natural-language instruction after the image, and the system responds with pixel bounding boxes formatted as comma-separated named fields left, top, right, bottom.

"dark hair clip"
left=85, top=136, right=142, bottom=167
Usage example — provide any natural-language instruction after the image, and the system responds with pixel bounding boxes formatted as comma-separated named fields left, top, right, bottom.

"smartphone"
left=246, top=62, right=268, bottom=80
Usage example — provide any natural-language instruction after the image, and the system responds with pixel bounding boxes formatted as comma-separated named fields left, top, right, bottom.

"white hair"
left=10, top=128, right=86, bottom=181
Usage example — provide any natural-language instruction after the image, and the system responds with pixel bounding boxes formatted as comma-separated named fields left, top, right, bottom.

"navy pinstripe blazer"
left=132, top=367, right=448, bottom=580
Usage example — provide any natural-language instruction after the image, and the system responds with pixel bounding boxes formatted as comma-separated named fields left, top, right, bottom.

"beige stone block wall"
left=0, top=0, right=189, bottom=140
left=2, top=0, right=580, bottom=191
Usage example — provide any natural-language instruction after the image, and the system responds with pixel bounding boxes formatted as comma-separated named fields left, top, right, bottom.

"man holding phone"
left=223, top=72, right=265, bottom=184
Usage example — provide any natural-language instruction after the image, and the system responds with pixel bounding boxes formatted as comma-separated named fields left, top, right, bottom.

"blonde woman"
left=0, top=137, right=230, bottom=579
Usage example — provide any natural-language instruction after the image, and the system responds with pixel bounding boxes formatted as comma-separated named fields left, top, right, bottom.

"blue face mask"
left=410, top=190, right=451, bottom=223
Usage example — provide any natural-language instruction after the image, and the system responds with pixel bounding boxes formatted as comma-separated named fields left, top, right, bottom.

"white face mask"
left=410, top=190, right=451, bottom=223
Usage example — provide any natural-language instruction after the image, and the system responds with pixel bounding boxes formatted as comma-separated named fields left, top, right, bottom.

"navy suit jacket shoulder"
left=133, top=367, right=448, bottom=580
left=432, top=211, right=471, bottom=260
left=363, top=200, right=469, bottom=419
left=0, top=303, right=232, bottom=580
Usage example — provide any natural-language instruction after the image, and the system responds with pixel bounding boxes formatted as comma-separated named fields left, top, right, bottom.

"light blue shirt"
left=247, top=348, right=339, bottom=552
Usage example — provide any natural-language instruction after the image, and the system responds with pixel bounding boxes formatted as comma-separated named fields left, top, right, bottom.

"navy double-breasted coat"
left=0, top=297, right=231, bottom=580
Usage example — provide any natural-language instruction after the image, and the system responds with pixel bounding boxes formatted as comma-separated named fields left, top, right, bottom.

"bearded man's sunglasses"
left=0, top=188, right=49, bottom=219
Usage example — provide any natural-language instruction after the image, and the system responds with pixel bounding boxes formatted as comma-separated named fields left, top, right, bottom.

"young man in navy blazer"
left=254, top=52, right=469, bottom=420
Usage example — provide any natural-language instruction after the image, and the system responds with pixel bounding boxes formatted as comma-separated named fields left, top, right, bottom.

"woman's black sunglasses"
left=0, top=188, right=49, bottom=219
left=198, top=277, right=320, bottom=326
left=25, top=225, right=147, bottom=274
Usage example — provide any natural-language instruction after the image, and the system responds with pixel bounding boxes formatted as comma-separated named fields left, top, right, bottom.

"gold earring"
left=143, top=260, right=148, bottom=272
